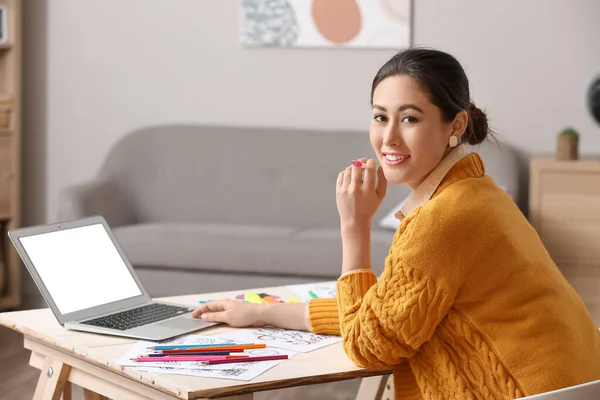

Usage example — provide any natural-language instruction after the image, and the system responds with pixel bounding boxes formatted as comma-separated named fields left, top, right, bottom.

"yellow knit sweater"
left=308, top=153, right=600, bottom=399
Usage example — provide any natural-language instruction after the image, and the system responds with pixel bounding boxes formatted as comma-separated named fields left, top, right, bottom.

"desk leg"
left=32, top=358, right=71, bottom=400
left=355, top=376, right=389, bottom=400
left=380, top=376, right=395, bottom=400
left=62, top=382, right=72, bottom=400
left=82, top=389, right=108, bottom=400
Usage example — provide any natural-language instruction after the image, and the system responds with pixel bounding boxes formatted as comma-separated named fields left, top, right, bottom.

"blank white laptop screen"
left=19, top=223, right=143, bottom=315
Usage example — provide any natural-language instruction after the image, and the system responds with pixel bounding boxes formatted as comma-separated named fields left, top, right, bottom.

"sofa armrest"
left=57, top=178, right=135, bottom=227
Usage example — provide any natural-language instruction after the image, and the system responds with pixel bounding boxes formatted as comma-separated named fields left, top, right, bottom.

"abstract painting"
left=240, top=0, right=411, bottom=49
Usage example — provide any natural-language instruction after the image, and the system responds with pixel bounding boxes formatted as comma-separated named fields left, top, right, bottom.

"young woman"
left=192, top=48, right=600, bottom=399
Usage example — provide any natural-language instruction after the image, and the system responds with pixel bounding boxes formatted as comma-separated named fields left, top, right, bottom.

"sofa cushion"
left=135, top=268, right=326, bottom=298
left=102, top=125, right=392, bottom=228
left=113, top=223, right=394, bottom=278
left=93, top=126, right=521, bottom=229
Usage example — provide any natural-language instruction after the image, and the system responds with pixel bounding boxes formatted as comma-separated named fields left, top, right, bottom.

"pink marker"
left=131, top=355, right=230, bottom=362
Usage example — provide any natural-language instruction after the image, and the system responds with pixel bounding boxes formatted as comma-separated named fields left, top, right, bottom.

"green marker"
left=308, top=290, right=319, bottom=299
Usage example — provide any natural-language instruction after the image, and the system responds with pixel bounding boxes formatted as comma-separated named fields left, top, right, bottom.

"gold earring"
left=449, top=136, right=458, bottom=147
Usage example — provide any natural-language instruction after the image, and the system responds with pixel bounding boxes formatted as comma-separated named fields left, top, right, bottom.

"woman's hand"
left=192, top=300, right=311, bottom=331
left=192, top=300, right=265, bottom=328
left=336, top=158, right=387, bottom=227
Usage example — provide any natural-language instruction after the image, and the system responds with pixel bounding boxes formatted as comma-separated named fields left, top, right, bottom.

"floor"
left=0, top=326, right=39, bottom=400
left=0, top=326, right=360, bottom=400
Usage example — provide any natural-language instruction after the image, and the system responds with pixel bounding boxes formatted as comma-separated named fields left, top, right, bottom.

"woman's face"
left=370, top=75, right=458, bottom=190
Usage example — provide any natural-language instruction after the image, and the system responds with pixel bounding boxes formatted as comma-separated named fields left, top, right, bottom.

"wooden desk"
left=0, top=284, right=391, bottom=400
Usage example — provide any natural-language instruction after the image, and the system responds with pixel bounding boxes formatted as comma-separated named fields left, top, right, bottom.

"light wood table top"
left=0, top=283, right=390, bottom=400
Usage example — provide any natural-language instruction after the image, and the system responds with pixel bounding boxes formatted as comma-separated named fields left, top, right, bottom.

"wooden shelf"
left=0, top=92, right=13, bottom=100
left=0, top=292, right=19, bottom=309
left=0, top=0, right=21, bottom=310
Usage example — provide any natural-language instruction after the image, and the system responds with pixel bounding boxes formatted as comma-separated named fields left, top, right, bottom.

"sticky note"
left=244, top=292, right=266, bottom=304
left=262, top=295, right=281, bottom=304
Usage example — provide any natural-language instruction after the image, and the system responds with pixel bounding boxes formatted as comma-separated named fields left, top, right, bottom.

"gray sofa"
left=58, top=125, right=521, bottom=298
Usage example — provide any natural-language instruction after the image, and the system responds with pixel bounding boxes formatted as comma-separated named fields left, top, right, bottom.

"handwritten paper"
left=136, top=347, right=296, bottom=381
left=219, top=327, right=341, bottom=353
left=117, top=334, right=296, bottom=381
left=117, top=334, right=233, bottom=367
left=286, top=281, right=337, bottom=301
left=153, top=333, right=238, bottom=347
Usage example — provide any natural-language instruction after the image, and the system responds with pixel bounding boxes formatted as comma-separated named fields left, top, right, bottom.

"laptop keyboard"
left=81, top=303, right=193, bottom=331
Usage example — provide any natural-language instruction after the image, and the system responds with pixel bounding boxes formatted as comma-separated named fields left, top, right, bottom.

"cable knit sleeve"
left=336, top=204, right=477, bottom=369
left=307, top=298, right=340, bottom=335
left=337, top=264, right=454, bottom=369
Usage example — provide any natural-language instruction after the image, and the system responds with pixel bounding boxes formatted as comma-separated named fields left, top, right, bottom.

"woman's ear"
left=452, top=110, right=469, bottom=139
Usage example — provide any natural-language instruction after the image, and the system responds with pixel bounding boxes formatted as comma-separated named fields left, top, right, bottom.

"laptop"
left=8, top=215, right=217, bottom=341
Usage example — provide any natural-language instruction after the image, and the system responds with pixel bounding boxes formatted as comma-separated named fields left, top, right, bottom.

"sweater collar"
left=394, top=145, right=485, bottom=221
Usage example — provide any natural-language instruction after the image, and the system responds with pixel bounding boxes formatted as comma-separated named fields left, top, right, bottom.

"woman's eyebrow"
left=372, top=103, right=424, bottom=113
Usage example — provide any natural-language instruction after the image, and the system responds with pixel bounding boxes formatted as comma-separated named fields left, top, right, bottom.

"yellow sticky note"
left=244, top=292, right=266, bottom=304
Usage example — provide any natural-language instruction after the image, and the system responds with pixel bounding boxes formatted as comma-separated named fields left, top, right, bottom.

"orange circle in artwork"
left=312, top=0, right=362, bottom=44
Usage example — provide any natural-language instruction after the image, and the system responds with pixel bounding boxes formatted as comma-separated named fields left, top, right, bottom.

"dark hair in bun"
left=371, top=47, right=491, bottom=145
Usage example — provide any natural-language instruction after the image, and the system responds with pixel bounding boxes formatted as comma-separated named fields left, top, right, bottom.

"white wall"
left=24, top=0, right=600, bottom=225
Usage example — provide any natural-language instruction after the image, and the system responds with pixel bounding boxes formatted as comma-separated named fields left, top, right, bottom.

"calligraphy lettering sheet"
left=219, top=327, right=341, bottom=353
left=117, top=335, right=296, bottom=381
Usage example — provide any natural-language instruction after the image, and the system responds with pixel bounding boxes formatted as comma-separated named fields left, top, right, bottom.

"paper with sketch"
left=153, top=333, right=238, bottom=347
left=286, top=281, right=337, bottom=301
left=117, top=334, right=236, bottom=368
left=117, top=335, right=296, bottom=381
left=136, top=346, right=296, bottom=381
left=219, top=327, right=341, bottom=353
